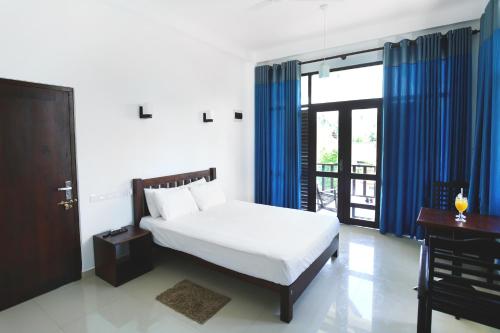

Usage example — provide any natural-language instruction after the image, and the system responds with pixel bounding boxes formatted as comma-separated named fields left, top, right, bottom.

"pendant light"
left=319, top=4, right=330, bottom=78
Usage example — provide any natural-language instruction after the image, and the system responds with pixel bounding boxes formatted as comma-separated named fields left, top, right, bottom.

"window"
left=302, top=64, right=383, bottom=105
left=301, top=75, right=309, bottom=106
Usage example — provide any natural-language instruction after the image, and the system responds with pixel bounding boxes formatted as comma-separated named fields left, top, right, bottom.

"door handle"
left=58, top=180, right=73, bottom=200
left=57, top=186, right=72, bottom=191
left=339, top=159, right=343, bottom=172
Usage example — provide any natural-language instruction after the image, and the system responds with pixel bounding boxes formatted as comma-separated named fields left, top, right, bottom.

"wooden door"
left=0, top=78, right=81, bottom=310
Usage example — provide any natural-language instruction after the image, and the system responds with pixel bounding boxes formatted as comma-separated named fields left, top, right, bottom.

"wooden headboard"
left=132, top=168, right=216, bottom=226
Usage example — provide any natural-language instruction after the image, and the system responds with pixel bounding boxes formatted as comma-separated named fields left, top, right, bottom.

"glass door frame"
left=307, top=98, right=382, bottom=228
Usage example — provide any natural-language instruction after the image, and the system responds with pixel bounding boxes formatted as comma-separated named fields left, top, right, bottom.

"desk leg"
left=417, top=295, right=431, bottom=333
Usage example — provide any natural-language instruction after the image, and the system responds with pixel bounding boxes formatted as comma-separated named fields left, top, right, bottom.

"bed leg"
left=280, top=286, right=293, bottom=323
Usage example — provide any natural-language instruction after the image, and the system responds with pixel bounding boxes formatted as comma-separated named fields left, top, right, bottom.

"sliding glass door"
left=301, top=63, right=383, bottom=228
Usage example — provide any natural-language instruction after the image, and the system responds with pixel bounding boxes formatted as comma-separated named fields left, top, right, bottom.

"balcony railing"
left=316, top=162, right=376, bottom=174
left=316, top=163, right=376, bottom=214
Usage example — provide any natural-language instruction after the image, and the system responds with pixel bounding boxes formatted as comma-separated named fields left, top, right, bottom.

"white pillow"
left=143, top=179, right=205, bottom=218
left=153, top=187, right=199, bottom=221
left=189, top=180, right=226, bottom=211
left=186, top=178, right=207, bottom=188
left=144, top=188, right=162, bottom=218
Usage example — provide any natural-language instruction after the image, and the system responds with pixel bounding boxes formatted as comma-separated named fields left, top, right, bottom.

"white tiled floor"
left=1, top=225, right=498, bottom=333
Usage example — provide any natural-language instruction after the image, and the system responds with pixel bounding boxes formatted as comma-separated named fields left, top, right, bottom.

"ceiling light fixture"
left=319, top=4, right=330, bottom=78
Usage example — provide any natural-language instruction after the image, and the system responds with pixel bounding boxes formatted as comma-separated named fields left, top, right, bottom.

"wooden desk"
left=416, top=208, right=500, bottom=332
left=417, top=207, right=500, bottom=241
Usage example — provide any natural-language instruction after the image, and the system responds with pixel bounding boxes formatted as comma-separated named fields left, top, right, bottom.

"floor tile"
left=34, top=275, right=125, bottom=327
left=0, top=300, right=62, bottom=333
left=61, top=293, right=199, bottom=333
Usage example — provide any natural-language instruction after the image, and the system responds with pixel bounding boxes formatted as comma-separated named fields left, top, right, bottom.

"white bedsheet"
left=140, top=200, right=339, bottom=285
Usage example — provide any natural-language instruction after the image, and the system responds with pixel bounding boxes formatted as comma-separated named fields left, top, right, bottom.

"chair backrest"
left=427, top=236, right=500, bottom=327
left=431, top=181, right=469, bottom=211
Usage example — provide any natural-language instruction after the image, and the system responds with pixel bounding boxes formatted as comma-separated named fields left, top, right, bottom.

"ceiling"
left=112, top=0, right=487, bottom=61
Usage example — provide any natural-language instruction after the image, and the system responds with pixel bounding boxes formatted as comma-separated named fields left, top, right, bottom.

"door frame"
left=307, top=98, right=382, bottom=228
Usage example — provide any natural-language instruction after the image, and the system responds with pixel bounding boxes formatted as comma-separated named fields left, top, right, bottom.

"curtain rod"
left=299, top=29, right=480, bottom=66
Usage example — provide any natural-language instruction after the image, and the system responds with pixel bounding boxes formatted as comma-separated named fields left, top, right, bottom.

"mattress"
left=140, top=200, right=339, bottom=285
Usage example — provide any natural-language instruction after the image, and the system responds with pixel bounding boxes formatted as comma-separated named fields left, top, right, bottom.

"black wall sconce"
left=139, top=105, right=152, bottom=119
left=234, top=111, right=243, bottom=120
left=203, top=111, right=214, bottom=123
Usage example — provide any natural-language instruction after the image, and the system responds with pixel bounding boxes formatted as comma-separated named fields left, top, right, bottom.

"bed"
left=132, top=168, right=340, bottom=322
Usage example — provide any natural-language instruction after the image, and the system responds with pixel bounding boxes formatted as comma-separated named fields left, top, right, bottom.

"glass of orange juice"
left=455, top=190, right=468, bottom=223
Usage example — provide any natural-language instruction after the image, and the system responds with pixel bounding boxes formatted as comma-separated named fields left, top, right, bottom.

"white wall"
left=0, top=0, right=255, bottom=271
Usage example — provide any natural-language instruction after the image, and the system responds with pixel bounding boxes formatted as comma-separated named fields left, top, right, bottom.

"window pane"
left=316, top=176, right=338, bottom=215
left=350, top=208, right=375, bottom=221
left=316, top=111, right=339, bottom=173
left=352, top=108, right=377, bottom=174
left=301, top=75, right=309, bottom=105
left=350, top=179, right=376, bottom=222
left=351, top=179, right=376, bottom=206
left=311, top=65, right=383, bottom=104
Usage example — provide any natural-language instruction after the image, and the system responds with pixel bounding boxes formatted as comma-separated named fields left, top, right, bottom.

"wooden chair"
left=316, top=184, right=337, bottom=212
left=431, top=181, right=469, bottom=211
left=417, top=236, right=500, bottom=332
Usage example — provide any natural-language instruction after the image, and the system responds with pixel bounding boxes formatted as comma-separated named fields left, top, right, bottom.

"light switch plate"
left=90, top=189, right=132, bottom=203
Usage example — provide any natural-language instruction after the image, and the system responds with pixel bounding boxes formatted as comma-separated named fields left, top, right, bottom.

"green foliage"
left=320, top=149, right=338, bottom=164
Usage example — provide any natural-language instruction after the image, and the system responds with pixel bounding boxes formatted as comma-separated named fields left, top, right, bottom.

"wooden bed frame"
left=132, top=168, right=339, bottom=323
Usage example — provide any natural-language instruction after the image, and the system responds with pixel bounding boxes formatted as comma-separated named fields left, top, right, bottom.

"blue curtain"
left=380, top=28, right=473, bottom=238
left=469, top=0, right=500, bottom=216
left=255, top=60, right=301, bottom=208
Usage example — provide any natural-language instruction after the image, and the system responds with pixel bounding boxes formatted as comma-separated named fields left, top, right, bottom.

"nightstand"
left=93, top=225, right=153, bottom=287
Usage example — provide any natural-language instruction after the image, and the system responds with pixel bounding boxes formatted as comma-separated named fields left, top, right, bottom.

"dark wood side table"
left=93, top=225, right=153, bottom=287
left=417, top=207, right=500, bottom=242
